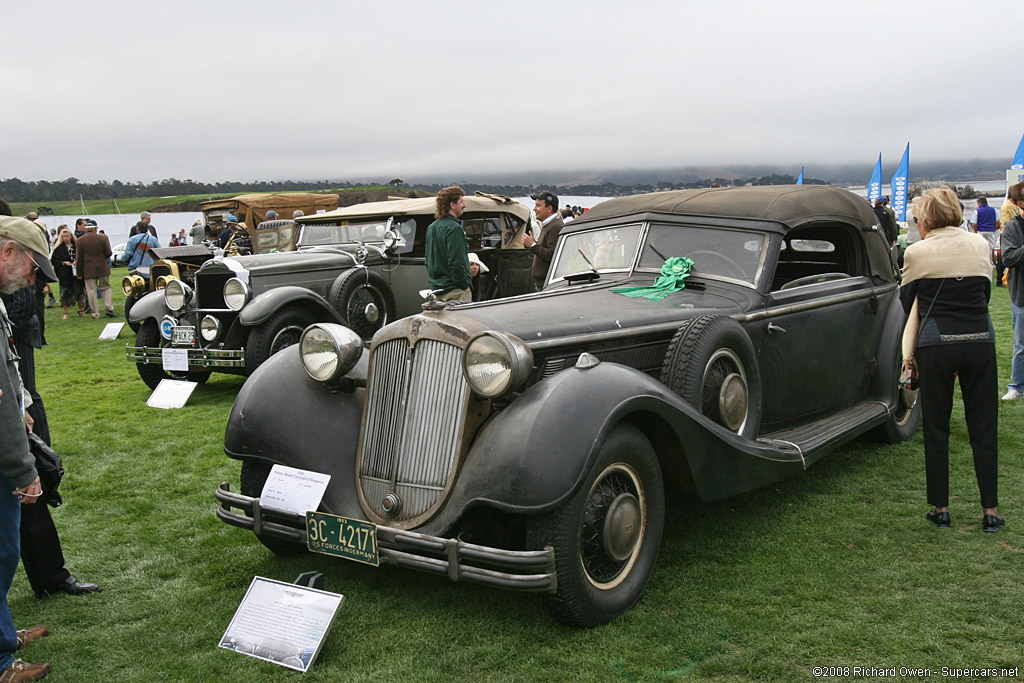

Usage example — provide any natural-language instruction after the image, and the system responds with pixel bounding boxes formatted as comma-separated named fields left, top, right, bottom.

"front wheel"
left=527, top=423, right=664, bottom=627
left=871, top=351, right=921, bottom=443
left=244, top=307, right=318, bottom=371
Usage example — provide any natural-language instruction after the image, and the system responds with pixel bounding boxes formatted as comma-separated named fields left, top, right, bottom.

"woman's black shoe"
left=925, top=509, right=951, bottom=528
left=982, top=514, right=1005, bottom=533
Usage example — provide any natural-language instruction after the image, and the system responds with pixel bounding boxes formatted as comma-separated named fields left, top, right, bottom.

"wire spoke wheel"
left=580, top=464, right=645, bottom=588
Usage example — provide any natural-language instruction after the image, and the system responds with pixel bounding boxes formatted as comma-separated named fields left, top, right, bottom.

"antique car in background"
left=215, top=185, right=919, bottom=627
left=121, top=244, right=216, bottom=332
left=125, top=193, right=534, bottom=388
left=199, top=192, right=340, bottom=251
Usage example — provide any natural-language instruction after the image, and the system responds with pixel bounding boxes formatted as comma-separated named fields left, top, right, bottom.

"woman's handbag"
left=899, top=281, right=944, bottom=391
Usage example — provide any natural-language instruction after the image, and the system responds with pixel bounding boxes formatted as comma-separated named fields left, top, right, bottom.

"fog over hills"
left=397, top=158, right=1012, bottom=189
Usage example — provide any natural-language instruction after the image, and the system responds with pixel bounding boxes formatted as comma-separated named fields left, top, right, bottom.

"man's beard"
left=0, top=255, right=32, bottom=294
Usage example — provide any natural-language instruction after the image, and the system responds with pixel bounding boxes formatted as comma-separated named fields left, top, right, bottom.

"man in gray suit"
left=523, top=191, right=564, bottom=290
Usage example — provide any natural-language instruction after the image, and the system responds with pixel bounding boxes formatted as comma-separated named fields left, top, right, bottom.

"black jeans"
left=916, top=343, right=998, bottom=509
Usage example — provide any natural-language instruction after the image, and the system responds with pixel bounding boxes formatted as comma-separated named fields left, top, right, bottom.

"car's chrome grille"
left=196, top=272, right=231, bottom=309
left=359, top=337, right=468, bottom=522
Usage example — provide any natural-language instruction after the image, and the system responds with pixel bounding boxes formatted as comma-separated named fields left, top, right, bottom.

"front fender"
left=223, top=347, right=368, bottom=518
left=442, top=361, right=805, bottom=519
left=238, top=286, right=344, bottom=327
left=127, top=290, right=170, bottom=324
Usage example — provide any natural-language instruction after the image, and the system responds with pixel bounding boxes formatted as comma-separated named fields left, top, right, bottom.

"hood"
left=450, top=278, right=754, bottom=346
left=207, top=248, right=380, bottom=277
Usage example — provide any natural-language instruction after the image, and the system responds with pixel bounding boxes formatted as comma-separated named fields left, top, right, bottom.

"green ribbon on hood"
left=612, top=256, right=694, bottom=301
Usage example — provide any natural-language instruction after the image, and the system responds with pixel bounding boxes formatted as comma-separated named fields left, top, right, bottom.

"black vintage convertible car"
left=216, top=185, right=918, bottom=626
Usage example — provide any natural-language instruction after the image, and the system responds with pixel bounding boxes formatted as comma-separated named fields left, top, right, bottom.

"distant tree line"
left=0, top=172, right=827, bottom=204
left=0, top=177, right=376, bottom=203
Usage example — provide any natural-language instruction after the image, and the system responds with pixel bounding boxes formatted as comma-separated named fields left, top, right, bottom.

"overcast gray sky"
left=3, top=0, right=1022, bottom=184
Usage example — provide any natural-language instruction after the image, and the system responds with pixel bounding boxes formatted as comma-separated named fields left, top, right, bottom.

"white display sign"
left=98, top=322, right=125, bottom=339
left=146, top=379, right=198, bottom=409
left=219, top=576, right=344, bottom=673
left=1008, top=169, right=1024, bottom=191
left=161, top=347, right=189, bottom=372
left=260, top=465, right=331, bottom=516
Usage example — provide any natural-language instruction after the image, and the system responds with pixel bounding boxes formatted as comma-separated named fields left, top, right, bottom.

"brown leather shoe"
left=0, top=658, right=51, bottom=682
left=15, top=625, right=48, bottom=650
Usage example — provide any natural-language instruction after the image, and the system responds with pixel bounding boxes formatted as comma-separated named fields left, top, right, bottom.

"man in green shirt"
left=426, top=186, right=472, bottom=302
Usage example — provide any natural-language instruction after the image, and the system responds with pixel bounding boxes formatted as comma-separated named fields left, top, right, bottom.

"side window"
left=463, top=216, right=502, bottom=250
left=772, top=224, right=862, bottom=291
left=503, top=214, right=525, bottom=248
left=392, top=218, right=416, bottom=255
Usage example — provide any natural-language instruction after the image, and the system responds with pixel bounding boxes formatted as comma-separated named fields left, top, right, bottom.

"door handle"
left=768, top=322, right=786, bottom=335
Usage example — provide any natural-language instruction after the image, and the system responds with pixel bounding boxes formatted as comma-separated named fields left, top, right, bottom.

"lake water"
left=36, top=211, right=203, bottom=251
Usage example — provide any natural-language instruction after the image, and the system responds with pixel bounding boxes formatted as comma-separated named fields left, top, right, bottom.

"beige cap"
left=0, top=216, right=58, bottom=282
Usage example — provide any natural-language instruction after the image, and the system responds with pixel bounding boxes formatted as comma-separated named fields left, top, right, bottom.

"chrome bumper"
left=215, top=483, right=557, bottom=593
left=125, top=344, right=246, bottom=368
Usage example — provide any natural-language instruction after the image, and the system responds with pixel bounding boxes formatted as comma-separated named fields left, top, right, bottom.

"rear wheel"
left=240, top=461, right=308, bottom=556
left=527, top=423, right=664, bottom=627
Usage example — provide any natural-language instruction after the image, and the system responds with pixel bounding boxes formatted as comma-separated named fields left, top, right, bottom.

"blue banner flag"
left=890, top=143, right=910, bottom=222
left=796, top=167, right=804, bottom=185
left=867, top=154, right=882, bottom=204
left=1013, top=133, right=1024, bottom=169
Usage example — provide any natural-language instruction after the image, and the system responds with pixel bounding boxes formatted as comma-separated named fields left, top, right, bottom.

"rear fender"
left=238, top=286, right=344, bottom=327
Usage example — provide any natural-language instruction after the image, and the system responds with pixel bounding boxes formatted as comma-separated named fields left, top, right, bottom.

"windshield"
left=298, top=218, right=412, bottom=248
left=550, top=224, right=644, bottom=280
left=639, top=224, right=766, bottom=285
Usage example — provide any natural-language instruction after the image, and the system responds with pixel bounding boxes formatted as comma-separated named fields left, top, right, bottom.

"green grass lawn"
left=14, top=274, right=1023, bottom=681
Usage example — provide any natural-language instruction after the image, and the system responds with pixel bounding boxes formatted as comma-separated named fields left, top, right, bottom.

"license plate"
left=172, top=326, right=195, bottom=345
left=306, top=512, right=379, bottom=567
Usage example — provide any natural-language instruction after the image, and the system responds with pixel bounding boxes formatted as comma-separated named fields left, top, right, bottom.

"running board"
left=758, top=401, right=889, bottom=469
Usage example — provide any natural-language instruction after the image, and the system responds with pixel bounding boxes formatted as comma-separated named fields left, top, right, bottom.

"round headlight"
left=163, top=279, right=192, bottom=312
left=223, top=277, right=249, bottom=311
left=201, top=315, right=222, bottom=341
left=382, top=230, right=398, bottom=250
left=299, top=323, right=363, bottom=382
left=122, top=274, right=146, bottom=297
left=463, top=331, right=533, bottom=398
left=155, top=275, right=173, bottom=290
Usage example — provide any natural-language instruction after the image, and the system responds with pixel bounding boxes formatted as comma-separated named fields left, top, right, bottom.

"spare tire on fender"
left=659, top=314, right=762, bottom=438
left=328, top=268, right=396, bottom=341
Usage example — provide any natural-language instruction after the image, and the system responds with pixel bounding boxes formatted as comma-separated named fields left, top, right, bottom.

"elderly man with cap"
left=0, top=216, right=55, bottom=681
left=522, top=191, right=565, bottom=290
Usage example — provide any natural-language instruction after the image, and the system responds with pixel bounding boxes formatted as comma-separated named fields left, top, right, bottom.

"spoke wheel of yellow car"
left=328, top=269, right=396, bottom=341
left=134, top=320, right=211, bottom=390
left=245, top=307, right=319, bottom=371
left=241, top=461, right=308, bottom=556
left=660, top=314, right=762, bottom=438
left=527, top=423, right=664, bottom=627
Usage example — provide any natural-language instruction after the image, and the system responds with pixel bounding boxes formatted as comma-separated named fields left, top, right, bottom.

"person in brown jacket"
left=74, top=220, right=114, bottom=318
left=523, top=191, right=564, bottom=290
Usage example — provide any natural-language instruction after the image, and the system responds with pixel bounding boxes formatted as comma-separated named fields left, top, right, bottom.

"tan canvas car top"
left=300, top=193, right=531, bottom=224
left=201, top=193, right=340, bottom=229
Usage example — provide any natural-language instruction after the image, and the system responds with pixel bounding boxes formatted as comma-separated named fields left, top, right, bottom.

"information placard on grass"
left=146, top=379, right=197, bottom=409
left=219, top=576, right=344, bottom=673
left=98, top=322, right=125, bottom=339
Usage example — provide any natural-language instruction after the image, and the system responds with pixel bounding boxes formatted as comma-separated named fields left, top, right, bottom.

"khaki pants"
left=85, top=275, right=113, bottom=318
left=438, top=288, right=472, bottom=303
